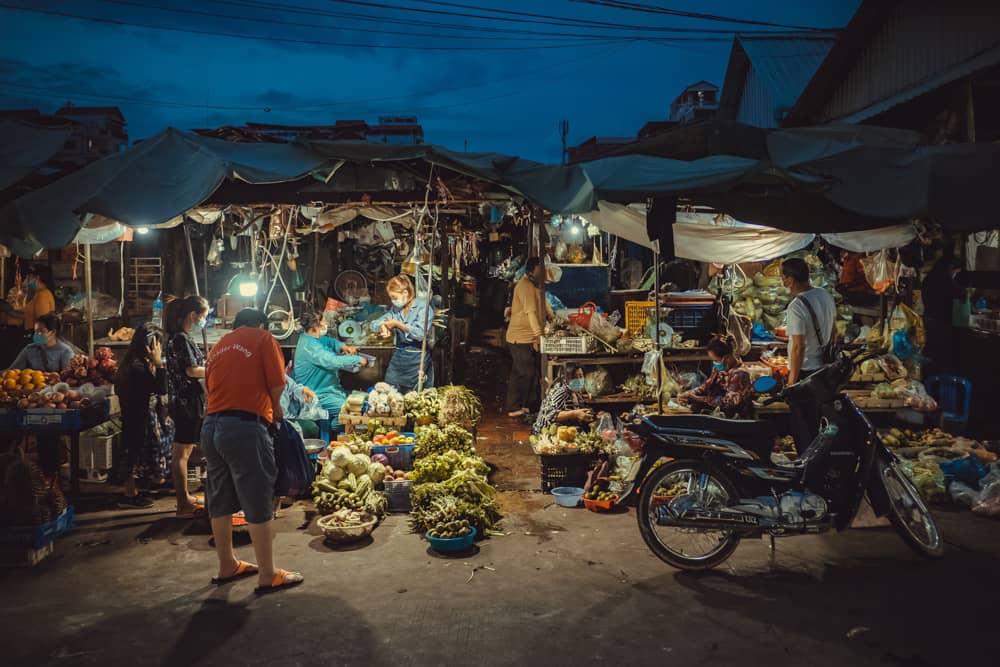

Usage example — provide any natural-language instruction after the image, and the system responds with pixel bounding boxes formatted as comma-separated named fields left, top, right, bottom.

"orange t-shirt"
left=206, top=327, right=286, bottom=423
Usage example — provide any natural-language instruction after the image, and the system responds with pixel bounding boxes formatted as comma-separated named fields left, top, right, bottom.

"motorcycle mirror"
left=753, top=376, right=778, bottom=394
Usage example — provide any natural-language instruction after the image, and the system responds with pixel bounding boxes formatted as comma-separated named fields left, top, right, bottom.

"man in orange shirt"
left=201, top=309, right=303, bottom=594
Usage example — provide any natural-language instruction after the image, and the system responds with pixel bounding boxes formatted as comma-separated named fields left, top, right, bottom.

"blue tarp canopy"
left=2, top=122, right=998, bottom=256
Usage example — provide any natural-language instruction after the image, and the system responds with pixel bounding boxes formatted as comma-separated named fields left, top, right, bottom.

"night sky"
left=0, top=1, right=859, bottom=162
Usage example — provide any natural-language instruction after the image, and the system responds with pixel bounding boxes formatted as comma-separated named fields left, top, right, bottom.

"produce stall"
left=309, top=384, right=498, bottom=551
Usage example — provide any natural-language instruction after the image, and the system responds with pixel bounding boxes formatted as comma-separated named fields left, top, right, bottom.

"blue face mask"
left=191, top=319, right=206, bottom=333
left=32, top=332, right=48, bottom=346
left=27, top=280, right=37, bottom=290
left=712, top=362, right=726, bottom=372
left=568, top=378, right=585, bottom=392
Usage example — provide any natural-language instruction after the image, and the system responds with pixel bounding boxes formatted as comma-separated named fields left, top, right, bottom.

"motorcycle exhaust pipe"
left=656, top=507, right=762, bottom=531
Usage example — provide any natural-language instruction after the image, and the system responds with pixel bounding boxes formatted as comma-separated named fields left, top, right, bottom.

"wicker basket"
left=317, top=512, right=378, bottom=543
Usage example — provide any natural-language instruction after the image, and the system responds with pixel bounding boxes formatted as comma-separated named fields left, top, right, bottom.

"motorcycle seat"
left=645, top=414, right=778, bottom=440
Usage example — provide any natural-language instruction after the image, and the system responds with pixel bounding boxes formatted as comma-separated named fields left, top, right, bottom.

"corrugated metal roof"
left=816, top=0, right=1000, bottom=123
left=737, top=36, right=835, bottom=116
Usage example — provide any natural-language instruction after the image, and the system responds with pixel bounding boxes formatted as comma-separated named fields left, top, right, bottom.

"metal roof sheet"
left=737, top=36, right=835, bottom=114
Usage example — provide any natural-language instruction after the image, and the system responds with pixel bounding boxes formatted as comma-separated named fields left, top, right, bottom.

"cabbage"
left=369, top=462, right=386, bottom=484
left=329, top=446, right=353, bottom=468
left=347, top=455, right=369, bottom=477
left=326, top=465, right=345, bottom=483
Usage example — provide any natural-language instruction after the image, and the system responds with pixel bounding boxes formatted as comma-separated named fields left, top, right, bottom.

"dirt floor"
left=2, top=353, right=999, bottom=666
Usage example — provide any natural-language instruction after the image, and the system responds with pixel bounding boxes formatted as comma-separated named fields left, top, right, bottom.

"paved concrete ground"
left=3, top=392, right=998, bottom=666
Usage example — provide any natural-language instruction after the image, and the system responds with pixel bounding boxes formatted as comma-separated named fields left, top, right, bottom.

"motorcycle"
left=617, top=349, right=943, bottom=571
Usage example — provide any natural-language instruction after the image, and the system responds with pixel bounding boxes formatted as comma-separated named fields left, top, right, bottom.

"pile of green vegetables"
left=411, top=449, right=489, bottom=484
left=312, top=446, right=389, bottom=517
left=404, top=388, right=440, bottom=425
left=435, top=385, right=482, bottom=432
left=413, top=423, right=476, bottom=458
left=573, top=429, right=608, bottom=456
left=409, top=426, right=502, bottom=538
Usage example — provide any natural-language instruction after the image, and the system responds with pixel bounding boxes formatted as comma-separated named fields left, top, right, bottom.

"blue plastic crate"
left=370, top=442, right=416, bottom=471
left=0, top=506, right=75, bottom=549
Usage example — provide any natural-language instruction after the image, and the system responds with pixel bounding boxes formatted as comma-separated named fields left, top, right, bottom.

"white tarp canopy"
left=586, top=201, right=917, bottom=262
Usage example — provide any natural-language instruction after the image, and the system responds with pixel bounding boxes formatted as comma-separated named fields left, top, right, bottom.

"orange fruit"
left=23, top=383, right=34, bottom=391
left=3, top=379, right=15, bottom=390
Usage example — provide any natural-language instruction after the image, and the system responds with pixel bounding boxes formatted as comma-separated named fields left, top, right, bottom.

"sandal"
left=211, top=560, right=259, bottom=585
left=175, top=505, right=207, bottom=519
left=254, top=569, right=304, bottom=595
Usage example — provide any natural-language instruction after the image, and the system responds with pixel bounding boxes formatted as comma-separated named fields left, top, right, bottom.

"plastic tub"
left=426, top=526, right=477, bottom=553
left=551, top=487, right=585, bottom=507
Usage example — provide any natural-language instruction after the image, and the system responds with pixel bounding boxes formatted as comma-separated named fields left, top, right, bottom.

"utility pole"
left=558, top=119, right=569, bottom=165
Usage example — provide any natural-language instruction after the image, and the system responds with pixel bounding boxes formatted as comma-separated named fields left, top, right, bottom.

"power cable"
left=567, top=0, right=835, bottom=31
left=324, top=0, right=805, bottom=34
left=215, top=0, right=793, bottom=35
left=93, top=0, right=632, bottom=42
left=0, top=3, right=631, bottom=51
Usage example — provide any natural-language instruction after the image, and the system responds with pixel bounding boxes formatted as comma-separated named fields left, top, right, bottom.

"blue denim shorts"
left=200, top=414, right=277, bottom=524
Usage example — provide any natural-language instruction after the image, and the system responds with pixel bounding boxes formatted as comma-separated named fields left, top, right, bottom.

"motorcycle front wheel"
left=879, top=459, right=944, bottom=558
left=637, top=460, right=741, bottom=571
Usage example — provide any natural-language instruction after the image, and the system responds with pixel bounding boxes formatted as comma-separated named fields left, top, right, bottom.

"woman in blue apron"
left=370, top=275, right=433, bottom=394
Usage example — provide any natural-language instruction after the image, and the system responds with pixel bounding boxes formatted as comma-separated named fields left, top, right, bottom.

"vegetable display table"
left=0, top=401, right=112, bottom=496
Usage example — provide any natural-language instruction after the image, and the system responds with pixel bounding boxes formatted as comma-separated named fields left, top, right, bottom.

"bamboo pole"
left=84, top=243, right=94, bottom=357
left=183, top=224, right=209, bottom=350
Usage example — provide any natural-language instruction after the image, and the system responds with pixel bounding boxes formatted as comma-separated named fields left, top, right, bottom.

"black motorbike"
left=617, top=349, right=943, bottom=571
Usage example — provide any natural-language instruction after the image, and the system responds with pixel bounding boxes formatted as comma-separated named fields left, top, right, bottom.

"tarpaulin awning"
left=3, top=121, right=997, bottom=257
left=0, top=120, right=74, bottom=191
left=585, top=201, right=917, bottom=262
left=0, top=128, right=587, bottom=256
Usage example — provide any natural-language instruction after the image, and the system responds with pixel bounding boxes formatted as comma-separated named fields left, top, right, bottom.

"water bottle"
left=152, top=291, right=163, bottom=328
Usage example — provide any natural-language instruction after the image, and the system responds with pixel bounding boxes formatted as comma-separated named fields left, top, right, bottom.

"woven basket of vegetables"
left=317, top=510, right=378, bottom=543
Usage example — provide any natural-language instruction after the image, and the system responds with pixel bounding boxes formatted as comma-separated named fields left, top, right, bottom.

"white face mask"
left=318, top=327, right=328, bottom=337
left=391, top=297, right=407, bottom=309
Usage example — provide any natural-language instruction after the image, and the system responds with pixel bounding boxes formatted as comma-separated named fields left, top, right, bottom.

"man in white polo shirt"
left=782, top=257, right=837, bottom=450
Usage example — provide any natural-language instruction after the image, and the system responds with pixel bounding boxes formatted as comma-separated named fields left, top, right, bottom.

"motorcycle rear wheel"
left=637, top=460, right=741, bottom=571
left=879, top=459, right=944, bottom=558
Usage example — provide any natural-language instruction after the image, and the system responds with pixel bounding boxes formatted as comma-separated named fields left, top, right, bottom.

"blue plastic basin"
left=551, top=487, right=585, bottom=507
left=425, top=526, right=477, bottom=553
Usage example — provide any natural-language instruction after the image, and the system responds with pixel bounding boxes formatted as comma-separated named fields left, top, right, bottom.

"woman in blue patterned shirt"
left=532, top=365, right=595, bottom=435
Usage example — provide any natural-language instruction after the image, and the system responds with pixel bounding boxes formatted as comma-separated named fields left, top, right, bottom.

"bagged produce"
left=901, top=459, right=946, bottom=501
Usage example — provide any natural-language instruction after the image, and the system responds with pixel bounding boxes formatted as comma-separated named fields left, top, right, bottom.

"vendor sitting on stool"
left=532, top=364, right=595, bottom=435
left=678, top=335, right=753, bottom=419
left=292, top=311, right=365, bottom=430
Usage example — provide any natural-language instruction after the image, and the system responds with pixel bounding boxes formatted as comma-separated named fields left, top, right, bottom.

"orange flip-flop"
left=211, top=560, right=259, bottom=585
left=254, top=569, right=304, bottom=595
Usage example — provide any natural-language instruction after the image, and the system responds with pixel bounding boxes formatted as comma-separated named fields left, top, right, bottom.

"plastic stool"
left=924, top=375, right=972, bottom=434
left=317, top=419, right=331, bottom=444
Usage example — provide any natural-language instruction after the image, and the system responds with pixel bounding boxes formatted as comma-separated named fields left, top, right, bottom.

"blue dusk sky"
left=0, top=1, right=860, bottom=162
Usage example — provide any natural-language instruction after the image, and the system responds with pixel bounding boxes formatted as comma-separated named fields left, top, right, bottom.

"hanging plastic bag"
left=589, top=312, right=622, bottom=344
left=860, top=249, right=900, bottom=293
left=273, top=420, right=315, bottom=499
left=584, top=368, right=612, bottom=397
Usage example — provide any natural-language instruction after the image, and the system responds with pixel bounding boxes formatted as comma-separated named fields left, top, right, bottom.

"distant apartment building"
left=367, top=116, right=424, bottom=145
left=669, top=81, right=720, bottom=124
left=567, top=81, right=718, bottom=163
left=53, top=104, right=128, bottom=165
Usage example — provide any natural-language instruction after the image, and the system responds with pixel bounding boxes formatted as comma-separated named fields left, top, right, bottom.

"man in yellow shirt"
left=23, top=266, right=56, bottom=335
left=505, top=258, right=553, bottom=418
